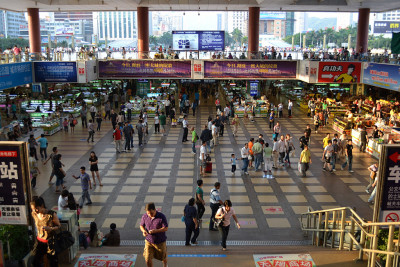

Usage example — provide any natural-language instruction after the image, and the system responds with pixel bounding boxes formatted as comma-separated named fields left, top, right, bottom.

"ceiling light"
left=198, top=12, right=200, bottom=16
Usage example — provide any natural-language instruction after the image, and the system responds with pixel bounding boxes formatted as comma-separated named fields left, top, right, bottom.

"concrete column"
left=356, top=8, right=370, bottom=54
left=248, top=7, right=260, bottom=59
left=27, top=8, right=41, bottom=60
left=137, top=7, right=149, bottom=59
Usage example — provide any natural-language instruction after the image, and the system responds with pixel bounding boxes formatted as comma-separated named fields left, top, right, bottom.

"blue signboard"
left=0, top=63, right=32, bottom=91
left=34, top=62, right=77, bottom=83
left=172, top=31, right=225, bottom=51
left=363, top=63, right=400, bottom=91
left=250, top=80, right=259, bottom=96
left=260, top=12, right=286, bottom=20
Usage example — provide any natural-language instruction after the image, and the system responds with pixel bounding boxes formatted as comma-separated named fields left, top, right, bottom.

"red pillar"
left=248, top=7, right=260, bottom=58
left=356, top=8, right=370, bottom=54
left=137, top=7, right=149, bottom=59
left=27, top=8, right=41, bottom=59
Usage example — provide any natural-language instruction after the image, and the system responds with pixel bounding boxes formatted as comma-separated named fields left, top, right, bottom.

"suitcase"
left=205, top=162, right=212, bottom=173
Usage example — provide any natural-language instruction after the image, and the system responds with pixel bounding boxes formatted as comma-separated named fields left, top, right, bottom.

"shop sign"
left=34, top=62, right=77, bottom=83
left=373, top=21, right=400, bottom=34
left=0, top=142, right=30, bottom=225
left=363, top=63, right=400, bottom=91
left=318, top=62, right=361, bottom=83
left=98, top=60, right=192, bottom=79
left=253, top=254, right=316, bottom=267
left=203, top=60, right=297, bottom=79
left=75, top=254, right=137, bottom=267
left=0, top=62, right=33, bottom=91
left=376, top=145, right=400, bottom=222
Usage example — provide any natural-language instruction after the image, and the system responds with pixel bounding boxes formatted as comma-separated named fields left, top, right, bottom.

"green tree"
left=224, top=31, right=234, bottom=47
left=241, top=36, right=248, bottom=45
left=158, top=32, right=172, bottom=47
left=149, top=35, right=158, bottom=46
left=231, top=28, right=243, bottom=45
left=0, top=38, right=29, bottom=51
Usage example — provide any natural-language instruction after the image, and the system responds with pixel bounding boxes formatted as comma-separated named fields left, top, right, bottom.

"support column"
left=356, top=8, right=370, bottom=54
left=248, top=7, right=260, bottom=59
left=27, top=8, right=41, bottom=60
left=137, top=7, right=149, bottom=59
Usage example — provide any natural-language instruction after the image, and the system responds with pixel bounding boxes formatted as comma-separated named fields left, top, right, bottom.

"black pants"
left=269, top=120, right=274, bottom=129
left=87, top=131, right=94, bottom=142
left=114, top=101, right=118, bottom=109
left=288, top=109, right=292, bottom=117
left=31, top=174, right=37, bottom=188
left=182, top=127, right=188, bottom=142
left=155, top=123, right=160, bottom=133
left=360, top=141, right=367, bottom=152
left=219, top=125, right=224, bottom=136
left=81, top=116, right=87, bottom=128
left=97, top=122, right=101, bottom=131
left=127, top=109, right=132, bottom=120
left=138, top=133, right=143, bottom=146
left=209, top=203, right=220, bottom=230
left=231, top=165, right=236, bottom=172
left=197, top=202, right=205, bottom=219
left=279, top=152, right=285, bottom=163
left=166, top=106, right=170, bottom=116
left=185, top=224, right=200, bottom=245
left=112, top=121, right=116, bottom=130
left=219, top=225, right=230, bottom=248
left=32, top=240, right=58, bottom=267
left=90, top=112, right=95, bottom=121
left=40, top=147, right=47, bottom=160
left=30, top=147, right=38, bottom=160
left=105, top=110, right=111, bottom=120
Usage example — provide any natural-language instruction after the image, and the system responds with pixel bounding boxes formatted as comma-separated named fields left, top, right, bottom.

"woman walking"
left=69, top=114, right=75, bottom=133
left=54, top=154, right=66, bottom=193
left=31, top=197, right=61, bottom=267
left=214, top=200, right=240, bottom=251
left=299, top=145, right=312, bottom=177
left=89, top=151, right=102, bottom=186
left=285, top=134, right=295, bottom=167
left=231, top=114, right=240, bottom=137
left=95, top=111, right=103, bottom=131
left=183, top=198, right=199, bottom=246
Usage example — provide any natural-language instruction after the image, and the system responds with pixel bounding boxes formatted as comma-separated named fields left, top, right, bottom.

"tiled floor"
left=36, top=97, right=376, bottom=243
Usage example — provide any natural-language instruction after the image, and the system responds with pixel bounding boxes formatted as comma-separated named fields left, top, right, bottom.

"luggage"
left=205, top=162, right=212, bottom=173
left=171, top=118, right=177, bottom=127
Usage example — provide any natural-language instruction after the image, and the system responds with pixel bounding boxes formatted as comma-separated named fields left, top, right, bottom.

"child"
left=63, top=118, right=69, bottom=132
left=231, top=154, right=239, bottom=174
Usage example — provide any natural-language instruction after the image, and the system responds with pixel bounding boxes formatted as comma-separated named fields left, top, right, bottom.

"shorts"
left=200, top=159, right=206, bottom=167
left=55, top=174, right=64, bottom=186
left=161, top=125, right=166, bottom=130
left=143, top=240, right=167, bottom=262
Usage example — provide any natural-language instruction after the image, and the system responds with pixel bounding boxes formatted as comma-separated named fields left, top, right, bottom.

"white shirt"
left=241, top=146, right=249, bottom=158
left=165, top=100, right=170, bottom=107
left=288, top=101, right=293, bottom=110
left=208, top=121, right=213, bottom=130
left=216, top=207, right=236, bottom=227
left=183, top=119, right=188, bottom=128
left=89, top=106, right=97, bottom=113
left=212, top=125, right=217, bottom=135
left=126, top=102, right=133, bottom=109
left=199, top=145, right=206, bottom=160
left=278, top=140, right=287, bottom=153
left=58, top=196, right=68, bottom=211
left=273, top=125, right=281, bottom=134
left=154, top=116, right=159, bottom=124
left=273, top=141, right=279, bottom=152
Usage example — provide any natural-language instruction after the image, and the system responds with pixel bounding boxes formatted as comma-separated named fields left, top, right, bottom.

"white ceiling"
left=1, top=0, right=400, bottom=13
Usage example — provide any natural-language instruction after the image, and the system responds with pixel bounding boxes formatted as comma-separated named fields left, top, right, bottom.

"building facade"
left=93, top=11, right=136, bottom=41
left=0, top=10, right=27, bottom=38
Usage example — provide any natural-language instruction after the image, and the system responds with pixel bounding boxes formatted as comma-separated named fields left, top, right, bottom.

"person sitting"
left=102, top=223, right=121, bottom=246
left=88, top=221, right=104, bottom=247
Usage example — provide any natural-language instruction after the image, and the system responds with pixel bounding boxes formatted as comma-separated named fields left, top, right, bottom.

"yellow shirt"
left=300, top=150, right=311, bottom=163
left=335, top=73, right=356, bottom=83
left=323, top=137, right=331, bottom=148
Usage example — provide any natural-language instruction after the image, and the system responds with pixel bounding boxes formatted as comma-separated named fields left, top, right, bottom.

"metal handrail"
left=300, top=206, right=400, bottom=267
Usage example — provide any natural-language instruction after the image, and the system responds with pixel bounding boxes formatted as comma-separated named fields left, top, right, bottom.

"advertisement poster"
left=318, top=62, right=361, bottom=83
left=0, top=63, right=32, bottom=91
left=0, top=142, right=29, bottom=225
left=55, top=26, right=74, bottom=36
left=363, top=63, right=400, bottom=91
left=204, top=61, right=297, bottom=79
left=34, top=62, right=77, bottom=83
left=98, top=60, right=192, bottom=78
left=377, top=145, right=400, bottom=222
left=75, top=254, right=137, bottom=267
left=374, top=21, right=400, bottom=34
left=172, top=31, right=224, bottom=51
left=253, top=254, right=316, bottom=267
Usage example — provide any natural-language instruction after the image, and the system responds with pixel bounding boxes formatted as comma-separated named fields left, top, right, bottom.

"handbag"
left=212, top=208, right=225, bottom=228
left=52, top=230, right=75, bottom=253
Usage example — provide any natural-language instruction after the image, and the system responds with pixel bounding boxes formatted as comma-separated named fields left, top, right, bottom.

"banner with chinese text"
left=0, top=142, right=30, bottom=225
left=363, top=63, right=400, bottom=91
left=98, top=60, right=192, bottom=79
left=203, top=61, right=297, bottom=79
left=0, top=63, right=33, bottom=91
left=75, top=254, right=136, bottom=267
left=377, top=145, right=400, bottom=222
left=253, top=254, right=316, bottom=267
left=318, top=62, right=361, bottom=83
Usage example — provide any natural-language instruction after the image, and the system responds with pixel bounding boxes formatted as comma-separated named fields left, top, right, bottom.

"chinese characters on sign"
left=318, top=62, right=361, bottom=83
left=0, top=63, right=33, bottom=91
left=75, top=254, right=137, bottom=267
left=98, top=60, right=192, bottom=78
left=362, top=63, right=400, bottom=91
left=204, top=61, right=297, bottom=79
left=253, top=254, right=316, bottom=267
left=34, top=62, right=78, bottom=83
left=0, top=144, right=28, bottom=225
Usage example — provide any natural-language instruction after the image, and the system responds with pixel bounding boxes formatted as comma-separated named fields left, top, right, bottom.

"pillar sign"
left=323, top=35, right=327, bottom=50
left=303, top=35, right=306, bottom=49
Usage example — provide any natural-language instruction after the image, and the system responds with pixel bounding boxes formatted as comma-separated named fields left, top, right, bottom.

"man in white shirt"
left=199, top=141, right=206, bottom=176
left=288, top=100, right=293, bottom=118
left=241, top=143, right=249, bottom=174
left=272, top=139, right=279, bottom=169
left=58, top=190, right=69, bottom=211
left=182, top=116, right=189, bottom=142
left=89, top=105, right=97, bottom=121
left=165, top=99, right=171, bottom=116
left=126, top=101, right=133, bottom=121
left=211, top=121, right=218, bottom=147
left=278, top=135, right=287, bottom=165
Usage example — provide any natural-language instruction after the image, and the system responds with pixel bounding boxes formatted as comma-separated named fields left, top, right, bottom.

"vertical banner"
left=374, top=145, right=400, bottom=222
left=192, top=59, right=204, bottom=79
left=0, top=142, right=31, bottom=225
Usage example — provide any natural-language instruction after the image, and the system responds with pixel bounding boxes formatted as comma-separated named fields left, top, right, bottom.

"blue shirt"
left=231, top=158, right=237, bottom=165
left=195, top=92, right=199, bottom=100
left=184, top=205, right=198, bottom=226
left=79, top=173, right=90, bottom=190
left=38, top=137, right=48, bottom=148
left=140, top=212, right=168, bottom=244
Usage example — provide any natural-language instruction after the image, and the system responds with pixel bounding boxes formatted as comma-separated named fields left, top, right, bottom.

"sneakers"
left=365, top=189, right=370, bottom=194
left=341, top=166, right=344, bottom=170
left=191, top=241, right=198, bottom=245
left=322, top=168, right=327, bottom=172
left=332, top=169, right=336, bottom=172
left=191, top=152, right=196, bottom=155
left=86, top=202, right=93, bottom=205
left=349, top=170, right=354, bottom=173
left=244, top=172, right=249, bottom=175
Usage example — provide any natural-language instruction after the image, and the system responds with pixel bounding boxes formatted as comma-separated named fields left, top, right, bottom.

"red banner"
left=318, top=62, right=361, bottom=83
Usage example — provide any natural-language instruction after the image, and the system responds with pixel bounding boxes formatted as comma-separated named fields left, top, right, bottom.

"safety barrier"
left=300, top=206, right=400, bottom=267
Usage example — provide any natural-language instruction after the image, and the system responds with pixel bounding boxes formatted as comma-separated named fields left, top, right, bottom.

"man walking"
left=81, top=105, right=88, bottom=128
left=72, top=166, right=92, bottom=209
left=89, top=105, right=97, bottom=122
left=341, top=139, right=354, bottom=172
left=159, top=112, right=167, bottom=136
left=113, top=125, right=123, bottom=153
left=87, top=120, right=95, bottom=143
left=182, top=116, right=189, bottom=143
left=200, top=125, right=212, bottom=153
left=123, top=122, right=133, bottom=151
left=252, top=140, right=263, bottom=171
left=209, top=182, right=223, bottom=231
left=191, top=127, right=198, bottom=154
left=126, top=101, right=133, bottom=121
left=140, top=203, right=168, bottom=267
left=288, top=100, right=293, bottom=118
left=241, top=143, right=250, bottom=175
left=136, top=119, right=145, bottom=147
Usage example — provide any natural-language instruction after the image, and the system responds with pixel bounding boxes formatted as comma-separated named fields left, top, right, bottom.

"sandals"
left=55, top=190, right=61, bottom=193
left=99, top=184, right=103, bottom=186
